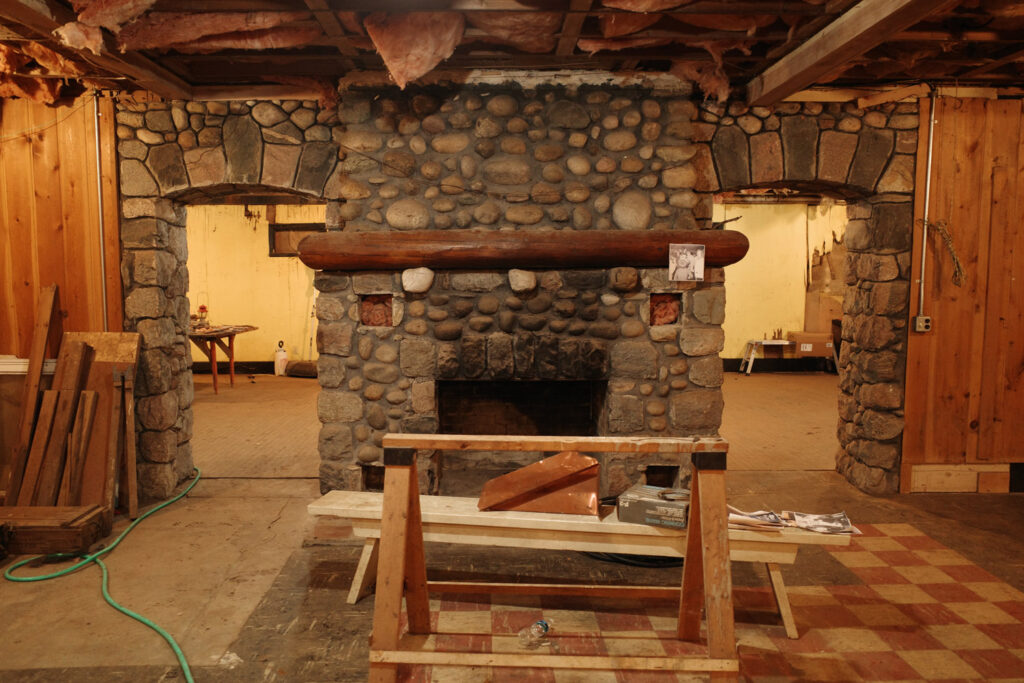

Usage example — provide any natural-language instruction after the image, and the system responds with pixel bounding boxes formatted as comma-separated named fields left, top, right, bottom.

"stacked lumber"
left=1, top=285, right=140, bottom=555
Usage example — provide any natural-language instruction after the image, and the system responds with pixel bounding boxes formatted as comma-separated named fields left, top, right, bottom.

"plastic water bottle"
left=274, top=341, right=288, bottom=376
left=517, top=619, right=549, bottom=649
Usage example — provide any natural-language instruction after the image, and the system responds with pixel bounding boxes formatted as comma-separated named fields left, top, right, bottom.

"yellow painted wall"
left=186, top=204, right=323, bottom=364
left=717, top=202, right=846, bottom=358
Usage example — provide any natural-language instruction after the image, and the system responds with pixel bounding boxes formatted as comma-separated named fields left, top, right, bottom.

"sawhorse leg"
left=348, top=538, right=380, bottom=604
left=679, top=451, right=737, bottom=681
left=766, top=562, right=799, bottom=639
left=369, top=448, right=430, bottom=683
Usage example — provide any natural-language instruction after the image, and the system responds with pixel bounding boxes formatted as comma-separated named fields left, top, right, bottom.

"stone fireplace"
left=113, top=85, right=917, bottom=499
left=314, top=264, right=728, bottom=496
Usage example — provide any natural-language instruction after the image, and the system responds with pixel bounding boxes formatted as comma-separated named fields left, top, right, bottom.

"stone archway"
left=116, top=98, right=348, bottom=499
left=699, top=101, right=918, bottom=494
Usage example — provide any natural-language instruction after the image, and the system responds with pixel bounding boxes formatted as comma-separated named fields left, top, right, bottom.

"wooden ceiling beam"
left=0, top=0, right=192, bottom=99
left=303, top=0, right=358, bottom=58
left=747, top=0, right=960, bottom=106
left=556, top=0, right=592, bottom=56
left=959, top=45, right=1024, bottom=79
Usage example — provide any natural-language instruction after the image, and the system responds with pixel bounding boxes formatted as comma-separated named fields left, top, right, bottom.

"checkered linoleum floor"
left=394, top=523, right=1024, bottom=682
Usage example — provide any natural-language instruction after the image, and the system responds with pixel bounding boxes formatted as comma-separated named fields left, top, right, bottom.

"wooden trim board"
left=382, top=433, right=729, bottom=454
left=909, top=464, right=1011, bottom=492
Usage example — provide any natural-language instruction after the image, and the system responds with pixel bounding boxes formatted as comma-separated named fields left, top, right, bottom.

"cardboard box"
left=787, top=332, right=834, bottom=358
left=616, top=484, right=689, bottom=529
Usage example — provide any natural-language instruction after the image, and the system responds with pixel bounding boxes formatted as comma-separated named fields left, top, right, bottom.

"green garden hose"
left=5, top=468, right=202, bottom=683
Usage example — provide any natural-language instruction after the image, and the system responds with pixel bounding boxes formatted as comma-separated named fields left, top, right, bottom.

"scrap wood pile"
left=0, top=285, right=140, bottom=557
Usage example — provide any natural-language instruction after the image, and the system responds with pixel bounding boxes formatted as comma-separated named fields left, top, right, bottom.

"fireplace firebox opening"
left=436, top=380, right=607, bottom=495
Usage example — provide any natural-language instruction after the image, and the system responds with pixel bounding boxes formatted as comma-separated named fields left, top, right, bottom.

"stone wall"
left=315, top=266, right=725, bottom=496
left=113, top=88, right=916, bottom=499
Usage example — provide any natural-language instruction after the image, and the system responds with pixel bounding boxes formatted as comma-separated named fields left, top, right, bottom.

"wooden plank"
left=102, top=372, right=124, bottom=517
left=98, top=96, right=123, bottom=333
left=5, top=284, right=59, bottom=504
left=348, top=538, right=380, bottom=604
left=77, top=366, right=116, bottom=507
left=403, top=470, right=430, bottom=634
left=0, top=102, right=37, bottom=358
left=856, top=83, right=930, bottom=110
left=371, top=649, right=738, bottom=673
left=68, top=332, right=139, bottom=508
left=298, top=229, right=750, bottom=271
left=58, top=390, right=97, bottom=506
left=556, top=0, right=592, bottom=56
left=62, top=332, right=141, bottom=372
left=910, top=467, right=978, bottom=493
left=310, top=491, right=849, bottom=548
left=382, top=433, right=729, bottom=454
left=747, top=0, right=960, bottom=105
left=59, top=97, right=103, bottom=335
left=694, top=470, right=736, bottom=675
left=120, top=376, right=138, bottom=518
left=15, top=390, right=59, bottom=506
left=29, top=107, right=67, bottom=325
left=766, top=562, right=798, bottom=639
left=369, top=464, right=416, bottom=683
left=678, top=470, right=705, bottom=640
left=960, top=46, right=1024, bottom=79
left=964, top=99, right=998, bottom=463
left=427, top=581, right=681, bottom=600
left=977, top=472, right=1010, bottom=493
left=51, top=340, right=91, bottom=392
left=979, top=100, right=1023, bottom=464
left=911, top=464, right=1008, bottom=473
left=32, top=389, right=80, bottom=506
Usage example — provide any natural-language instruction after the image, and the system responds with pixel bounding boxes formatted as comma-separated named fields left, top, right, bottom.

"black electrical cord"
left=581, top=496, right=685, bottom=568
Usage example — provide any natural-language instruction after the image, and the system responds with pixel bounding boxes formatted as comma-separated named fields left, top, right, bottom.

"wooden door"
left=902, top=97, right=1023, bottom=491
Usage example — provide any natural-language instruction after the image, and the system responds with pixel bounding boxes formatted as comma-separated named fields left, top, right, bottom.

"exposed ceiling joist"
left=0, top=0, right=192, bottom=100
left=556, top=0, right=591, bottom=57
left=746, top=0, right=961, bottom=106
left=302, top=0, right=358, bottom=57
left=193, top=84, right=328, bottom=101
left=959, top=45, right=1024, bottom=79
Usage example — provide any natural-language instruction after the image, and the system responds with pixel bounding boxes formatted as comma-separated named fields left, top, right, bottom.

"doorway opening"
left=183, top=192, right=325, bottom=480
left=715, top=190, right=848, bottom=472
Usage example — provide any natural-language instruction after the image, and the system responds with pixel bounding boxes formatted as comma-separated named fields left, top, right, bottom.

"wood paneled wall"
left=902, top=97, right=1023, bottom=490
left=0, top=95, right=122, bottom=358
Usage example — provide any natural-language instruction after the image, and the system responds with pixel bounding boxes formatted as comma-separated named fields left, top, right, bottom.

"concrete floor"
left=0, top=372, right=1020, bottom=681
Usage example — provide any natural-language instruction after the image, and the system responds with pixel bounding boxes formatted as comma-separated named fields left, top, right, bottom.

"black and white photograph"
left=669, top=243, right=705, bottom=282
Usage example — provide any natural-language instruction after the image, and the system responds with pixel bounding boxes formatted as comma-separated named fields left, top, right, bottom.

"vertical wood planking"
left=2, top=102, right=38, bottom=357
left=904, top=97, right=1024, bottom=477
left=902, top=96, right=935, bottom=487
left=59, top=97, right=93, bottom=333
left=0, top=95, right=121, bottom=357
left=98, top=96, right=123, bottom=332
left=979, top=100, right=1024, bottom=462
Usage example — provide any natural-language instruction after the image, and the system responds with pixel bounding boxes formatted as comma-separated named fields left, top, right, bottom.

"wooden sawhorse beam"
left=366, top=434, right=738, bottom=682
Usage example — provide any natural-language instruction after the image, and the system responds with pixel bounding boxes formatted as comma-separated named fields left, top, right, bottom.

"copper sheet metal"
left=478, top=451, right=600, bottom=516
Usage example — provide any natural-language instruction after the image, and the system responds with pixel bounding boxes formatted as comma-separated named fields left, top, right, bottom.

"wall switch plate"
left=913, top=315, right=932, bottom=333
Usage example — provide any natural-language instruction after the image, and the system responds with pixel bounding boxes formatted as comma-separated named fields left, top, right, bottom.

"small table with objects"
left=738, top=339, right=793, bottom=375
left=188, top=324, right=257, bottom=394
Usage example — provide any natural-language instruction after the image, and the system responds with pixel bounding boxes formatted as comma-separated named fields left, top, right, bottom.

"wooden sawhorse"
left=367, top=433, right=739, bottom=682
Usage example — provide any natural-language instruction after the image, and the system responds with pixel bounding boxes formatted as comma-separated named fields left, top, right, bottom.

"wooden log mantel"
left=297, top=229, right=749, bottom=271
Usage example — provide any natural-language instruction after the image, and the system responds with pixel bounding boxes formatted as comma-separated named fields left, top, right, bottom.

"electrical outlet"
left=913, top=316, right=932, bottom=333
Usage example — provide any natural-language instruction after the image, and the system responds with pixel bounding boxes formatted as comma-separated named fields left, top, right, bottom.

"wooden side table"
left=188, top=324, right=257, bottom=394
left=738, top=339, right=793, bottom=375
